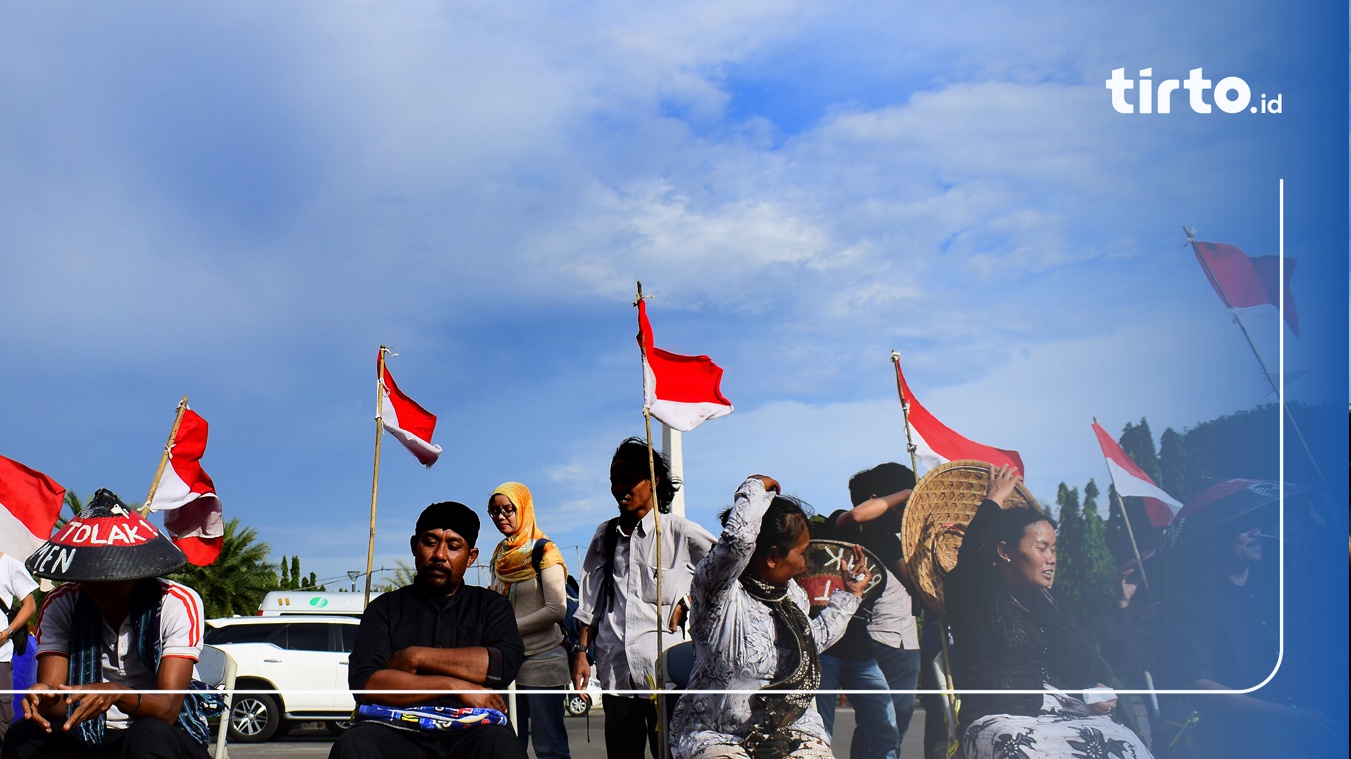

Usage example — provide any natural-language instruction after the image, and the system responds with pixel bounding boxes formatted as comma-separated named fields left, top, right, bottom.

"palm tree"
left=170, top=518, right=278, bottom=619
left=374, top=560, right=416, bottom=592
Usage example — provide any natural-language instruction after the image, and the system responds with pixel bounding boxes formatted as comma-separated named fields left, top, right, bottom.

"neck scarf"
left=68, top=579, right=213, bottom=747
left=490, top=482, right=565, bottom=595
left=737, top=573, right=820, bottom=758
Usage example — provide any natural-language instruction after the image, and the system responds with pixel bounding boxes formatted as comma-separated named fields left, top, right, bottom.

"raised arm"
left=693, top=476, right=778, bottom=601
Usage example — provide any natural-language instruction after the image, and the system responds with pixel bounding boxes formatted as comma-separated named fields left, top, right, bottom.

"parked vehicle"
left=205, top=615, right=360, bottom=742
left=257, top=590, right=378, bottom=616
left=564, top=680, right=604, bottom=717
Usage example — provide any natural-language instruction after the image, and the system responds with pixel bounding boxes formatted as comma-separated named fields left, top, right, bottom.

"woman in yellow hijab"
left=487, top=482, right=572, bottom=759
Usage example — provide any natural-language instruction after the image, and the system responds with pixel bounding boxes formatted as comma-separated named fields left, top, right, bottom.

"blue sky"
left=2, top=1, right=1343, bottom=592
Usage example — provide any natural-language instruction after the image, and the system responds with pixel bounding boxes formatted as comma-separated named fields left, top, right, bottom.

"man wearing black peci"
left=332, top=501, right=526, bottom=759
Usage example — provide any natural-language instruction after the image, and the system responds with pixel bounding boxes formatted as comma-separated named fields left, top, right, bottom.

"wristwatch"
left=569, top=642, right=588, bottom=656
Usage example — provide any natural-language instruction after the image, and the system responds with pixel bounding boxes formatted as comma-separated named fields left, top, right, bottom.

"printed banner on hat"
left=0, top=455, right=65, bottom=559
left=146, top=408, right=224, bottom=565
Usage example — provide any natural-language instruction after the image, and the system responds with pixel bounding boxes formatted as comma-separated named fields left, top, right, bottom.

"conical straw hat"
left=26, top=489, right=187, bottom=582
left=900, top=460, right=1040, bottom=619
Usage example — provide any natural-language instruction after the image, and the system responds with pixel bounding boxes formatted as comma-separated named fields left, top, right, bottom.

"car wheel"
left=229, top=693, right=281, bottom=743
left=327, top=719, right=353, bottom=735
left=564, top=692, right=591, bottom=717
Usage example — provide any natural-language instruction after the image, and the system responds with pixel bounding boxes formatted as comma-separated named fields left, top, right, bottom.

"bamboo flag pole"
left=1185, top=223, right=1328, bottom=494
left=141, top=396, right=189, bottom=517
left=890, top=351, right=958, bottom=749
left=634, top=281, right=670, bottom=759
left=889, top=351, right=922, bottom=475
left=1094, top=417, right=1153, bottom=597
left=365, top=346, right=389, bottom=608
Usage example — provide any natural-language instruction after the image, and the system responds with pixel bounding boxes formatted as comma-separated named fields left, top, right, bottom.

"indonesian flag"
left=1091, top=421, right=1182, bottom=527
left=638, top=299, right=733, bottom=431
left=893, top=359, right=1024, bottom=474
left=1192, top=240, right=1299, bottom=336
left=146, top=407, right=224, bottom=565
left=0, top=455, right=64, bottom=559
left=380, top=355, right=443, bottom=467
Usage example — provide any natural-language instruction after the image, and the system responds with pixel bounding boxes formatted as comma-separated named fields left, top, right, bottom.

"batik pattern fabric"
left=961, top=688, right=1151, bottom=759
left=670, top=478, right=859, bottom=759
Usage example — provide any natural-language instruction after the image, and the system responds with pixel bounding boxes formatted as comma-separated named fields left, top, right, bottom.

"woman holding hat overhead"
left=6, top=489, right=213, bottom=759
left=944, top=466, right=1152, bottom=759
left=670, top=475, right=872, bottom=759
left=487, top=482, right=572, bottom=759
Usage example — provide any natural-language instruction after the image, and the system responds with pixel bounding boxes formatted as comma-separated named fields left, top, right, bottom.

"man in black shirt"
left=332, top=501, right=526, bottom=759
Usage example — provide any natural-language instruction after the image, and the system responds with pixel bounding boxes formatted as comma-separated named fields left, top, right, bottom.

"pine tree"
left=279, top=555, right=291, bottom=589
left=1078, top=480, right=1118, bottom=621
left=1053, top=483, right=1091, bottom=621
left=1119, top=418, right=1161, bottom=483
left=1158, top=428, right=1190, bottom=500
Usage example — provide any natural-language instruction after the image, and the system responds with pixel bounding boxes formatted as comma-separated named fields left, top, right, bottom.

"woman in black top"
left=943, top=466, right=1151, bottom=759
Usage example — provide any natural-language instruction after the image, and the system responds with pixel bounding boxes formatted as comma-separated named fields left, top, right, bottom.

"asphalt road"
left=223, top=707, right=930, bottom=759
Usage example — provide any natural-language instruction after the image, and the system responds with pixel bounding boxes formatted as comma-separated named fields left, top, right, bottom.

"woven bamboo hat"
left=900, top=460, right=1040, bottom=619
left=26, top=488, right=187, bottom=582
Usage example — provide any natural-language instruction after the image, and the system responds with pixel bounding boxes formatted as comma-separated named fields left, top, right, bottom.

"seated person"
left=944, top=467, right=1151, bottom=759
left=332, top=500, right=526, bottom=759
left=670, top=475, right=871, bottom=759
left=7, top=489, right=212, bottom=759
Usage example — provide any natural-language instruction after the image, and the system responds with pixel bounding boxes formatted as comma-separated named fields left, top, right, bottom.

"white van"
left=257, top=591, right=378, bottom=617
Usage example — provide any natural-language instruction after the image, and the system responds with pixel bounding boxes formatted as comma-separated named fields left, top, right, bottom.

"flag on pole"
left=0, top=455, right=64, bottom=559
left=146, top=408, right=225, bottom=565
left=1091, top=420, right=1182, bottom=527
left=380, top=355, right=443, bottom=467
left=1191, top=240, right=1299, bottom=336
left=893, top=359, right=1024, bottom=474
left=638, top=299, right=733, bottom=431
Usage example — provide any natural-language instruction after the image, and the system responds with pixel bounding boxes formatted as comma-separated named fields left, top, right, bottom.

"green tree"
left=1157, top=427, right=1190, bottom=499
left=1053, top=483, right=1089, bottom=621
left=170, top=518, right=278, bottom=619
left=279, top=554, right=291, bottom=588
left=1077, top=480, right=1117, bottom=621
left=375, top=561, right=416, bottom=592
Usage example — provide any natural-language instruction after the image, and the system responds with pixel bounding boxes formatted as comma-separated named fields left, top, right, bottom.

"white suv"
left=205, top=616, right=360, bottom=742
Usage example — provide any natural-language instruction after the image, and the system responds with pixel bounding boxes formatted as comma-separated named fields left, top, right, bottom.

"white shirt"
left=36, top=579, right=204, bottom=728
left=576, top=509, right=715, bottom=691
left=0, top=553, right=38, bottom=663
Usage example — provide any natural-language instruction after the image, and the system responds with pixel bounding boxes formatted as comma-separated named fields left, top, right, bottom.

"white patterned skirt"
left=961, top=689, right=1153, bottom=759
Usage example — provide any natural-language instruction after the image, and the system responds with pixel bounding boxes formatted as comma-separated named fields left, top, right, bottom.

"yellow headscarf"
left=489, top=481, right=566, bottom=595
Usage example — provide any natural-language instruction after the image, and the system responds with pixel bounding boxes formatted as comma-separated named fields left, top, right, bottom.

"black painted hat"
left=26, top=488, right=187, bottom=582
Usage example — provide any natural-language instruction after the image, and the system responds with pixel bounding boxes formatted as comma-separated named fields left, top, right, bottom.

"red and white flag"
left=893, top=359, right=1024, bottom=474
left=146, top=407, right=224, bottom=565
left=0, top=455, right=64, bottom=559
left=1091, top=420, right=1182, bottom=527
left=1192, top=240, right=1299, bottom=336
left=638, top=299, right=733, bottom=432
left=380, top=353, right=443, bottom=468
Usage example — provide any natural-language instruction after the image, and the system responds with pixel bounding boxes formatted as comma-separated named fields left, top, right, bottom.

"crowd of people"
left=0, top=439, right=1332, bottom=759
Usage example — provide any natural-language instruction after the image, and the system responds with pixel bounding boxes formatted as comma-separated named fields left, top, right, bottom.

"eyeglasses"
left=488, top=504, right=517, bottom=517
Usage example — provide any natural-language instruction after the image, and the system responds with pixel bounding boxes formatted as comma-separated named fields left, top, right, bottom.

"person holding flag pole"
left=572, top=285, right=723, bottom=759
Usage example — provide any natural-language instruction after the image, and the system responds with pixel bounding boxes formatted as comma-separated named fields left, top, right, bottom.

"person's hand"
left=841, top=544, right=872, bottom=597
left=985, top=464, right=1022, bottom=507
left=752, top=475, right=780, bottom=494
left=21, top=683, right=63, bottom=732
left=458, top=688, right=507, bottom=712
left=56, top=683, right=123, bottom=730
left=385, top=647, right=423, bottom=674
left=1117, top=568, right=1139, bottom=609
left=1086, top=684, right=1117, bottom=715
left=668, top=599, right=687, bottom=632
left=571, top=651, right=591, bottom=691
